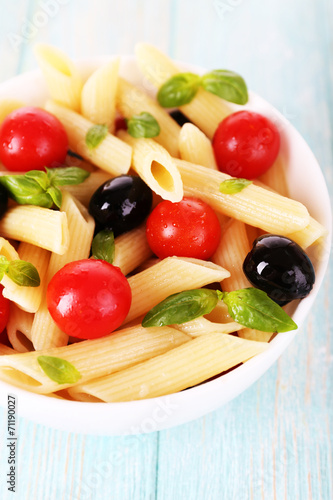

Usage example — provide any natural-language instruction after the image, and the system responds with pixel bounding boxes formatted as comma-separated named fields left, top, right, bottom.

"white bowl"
left=0, top=57, right=331, bottom=435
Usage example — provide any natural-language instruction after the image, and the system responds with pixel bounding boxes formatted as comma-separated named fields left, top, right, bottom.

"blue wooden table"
left=0, top=1, right=332, bottom=499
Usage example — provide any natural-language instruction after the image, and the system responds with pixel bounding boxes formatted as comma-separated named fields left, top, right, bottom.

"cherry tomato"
left=212, top=110, right=280, bottom=179
left=0, top=106, right=68, bottom=172
left=146, top=197, right=221, bottom=260
left=47, top=259, right=132, bottom=339
left=0, top=285, right=10, bottom=334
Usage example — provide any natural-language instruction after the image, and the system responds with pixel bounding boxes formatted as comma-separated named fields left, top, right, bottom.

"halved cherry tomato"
left=47, top=259, right=132, bottom=339
left=212, top=110, right=280, bottom=179
left=0, top=106, right=68, bottom=172
left=0, top=285, right=10, bottom=334
left=146, top=197, right=221, bottom=260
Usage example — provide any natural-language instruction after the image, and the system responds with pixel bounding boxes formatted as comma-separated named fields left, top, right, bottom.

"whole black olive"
left=0, top=183, right=8, bottom=219
left=243, top=234, right=315, bottom=306
left=89, top=175, right=153, bottom=237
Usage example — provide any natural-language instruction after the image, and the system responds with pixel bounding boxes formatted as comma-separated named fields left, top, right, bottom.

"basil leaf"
left=127, top=112, right=160, bottom=138
left=201, top=70, right=248, bottom=104
left=219, top=178, right=252, bottom=194
left=142, top=288, right=223, bottom=327
left=6, top=260, right=40, bottom=287
left=25, top=170, right=50, bottom=190
left=91, top=229, right=115, bottom=264
left=46, top=185, right=62, bottom=209
left=46, top=167, right=90, bottom=186
left=157, top=73, right=201, bottom=107
left=85, top=124, right=108, bottom=149
left=0, top=255, right=9, bottom=280
left=222, top=288, right=297, bottom=333
left=0, top=175, right=54, bottom=208
left=37, top=356, right=81, bottom=384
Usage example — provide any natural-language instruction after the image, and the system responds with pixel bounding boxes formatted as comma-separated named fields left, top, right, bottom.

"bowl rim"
left=0, top=55, right=331, bottom=435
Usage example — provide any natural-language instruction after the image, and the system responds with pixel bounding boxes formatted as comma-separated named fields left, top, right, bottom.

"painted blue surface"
left=0, top=1, right=332, bottom=498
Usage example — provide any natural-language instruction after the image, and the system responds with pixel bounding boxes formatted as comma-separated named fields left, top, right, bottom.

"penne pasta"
left=176, top=159, right=310, bottom=234
left=135, top=42, right=232, bottom=138
left=0, top=99, right=25, bottom=125
left=0, top=205, right=69, bottom=255
left=34, top=44, right=83, bottom=112
left=173, top=316, right=242, bottom=337
left=31, top=192, right=95, bottom=350
left=6, top=304, right=34, bottom=353
left=116, top=77, right=181, bottom=157
left=118, top=130, right=183, bottom=202
left=62, top=170, right=112, bottom=207
left=0, top=344, right=16, bottom=356
left=112, top=223, right=153, bottom=276
left=45, top=100, right=132, bottom=177
left=0, top=325, right=190, bottom=394
left=124, top=257, right=230, bottom=325
left=68, top=333, right=268, bottom=402
left=179, top=122, right=218, bottom=170
left=81, top=58, right=120, bottom=133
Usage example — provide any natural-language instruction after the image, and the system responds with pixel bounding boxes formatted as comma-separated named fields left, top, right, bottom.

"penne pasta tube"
left=68, top=332, right=268, bottom=402
left=116, top=77, right=181, bottom=157
left=238, top=328, right=273, bottom=343
left=0, top=326, right=190, bottom=394
left=6, top=304, right=34, bottom=353
left=118, top=131, right=183, bottom=202
left=2, top=242, right=51, bottom=313
left=45, top=100, right=132, bottom=176
left=173, top=316, right=242, bottom=337
left=179, top=123, right=218, bottom=170
left=0, top=205, right=69, bottom=255
left=113, top=224, right=153, bottom=276
left=212, top=219, right=251, bottom=292
left=0, top=344, right=16, bottom=355
left=287, top=216, right=327, bottom=249
left=31, top=192, right=95, bottom=350
left=176, top=159, right=310, bottom=234
left=135, top=42, right=232, bottom=139
left=0, top=99, right=25, bottom=124
left=81, top=58, right=120, bottom=133
left=125, top=257, right=230, bottom=325
left=62, top=170, right=112, bottom=206
left=34, top=44, right=83, bottom=112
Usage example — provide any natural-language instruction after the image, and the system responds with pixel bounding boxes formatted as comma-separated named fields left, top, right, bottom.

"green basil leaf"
left=0, top=175, right=53, bottom=208
left=0, top=255, right=9, bottom=280
left=127, top=112, right=160, bottom=138
left=6, top=260, right=40, bottom=287
left=222, top=288, right=298, bottom=332
left=85, top=124, right=108, bottom=149
left=142, top=288, right=223, bottom=327
left=46, top=185, right=62, bottom=209
left=91, top=229, right=115, bottom=264
left=201, top=69, right=248, bottom=104
left=37, top=356, right=81, bottom=384
left=157, top=73, right=201, bottom=107
left=46, top=167, right=90, bottom=186
left=219, top=178, right=252, bottom=194
left=25, top=170, right=50, bottom=190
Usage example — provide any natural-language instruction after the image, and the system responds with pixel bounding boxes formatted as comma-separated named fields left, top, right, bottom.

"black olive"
left=0, top=184, right=8, bottom=219
left=243, top=234, right=315, bottom=306
left=89, top=175, right=153, bottom=237
left=169, top=110, right=191, bottom=127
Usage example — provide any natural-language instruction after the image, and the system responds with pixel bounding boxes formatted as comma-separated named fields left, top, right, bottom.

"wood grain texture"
left=0, top=0, right=332, bottom=499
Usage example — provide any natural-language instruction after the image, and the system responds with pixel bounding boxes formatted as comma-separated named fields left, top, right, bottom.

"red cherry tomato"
left=0, top=106, right=68, bottom=172
left=146, top=197, right=221, bottom=260
left=212, top=110, right=280, bottom=179
left=46, top=259, right=132, bottom=339
left=0, top=285, right=10, bottom=334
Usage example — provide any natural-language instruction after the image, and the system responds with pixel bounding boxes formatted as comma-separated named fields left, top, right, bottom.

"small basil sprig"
left=85, top=124, right=108, bottom=149
left=222, top=288, right=297, bottom=333
left=127, top=112, right=160, bottom=138
left=0, top=255, right=40, bottom=287
left=0, top=167, right=90, bottom=209
left=142, top=289, right=223, bottom=327
left=91, top=229, right=115, bottom=265
left=219, top=178, right=252, bottom=194
left=37, top=356, right=81, bottom=384
left=157, top=69, right=248, bottom=108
